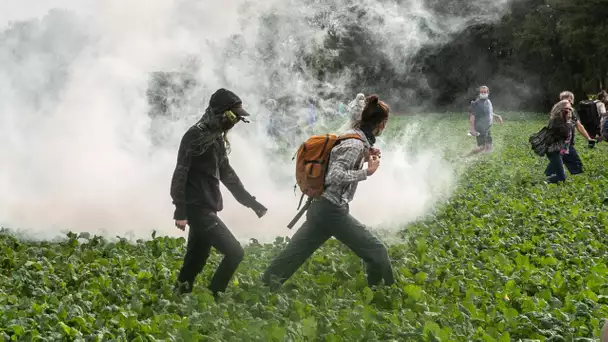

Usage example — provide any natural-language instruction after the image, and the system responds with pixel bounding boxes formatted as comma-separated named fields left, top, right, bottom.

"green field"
left=2, top=113, right=608, bottom=341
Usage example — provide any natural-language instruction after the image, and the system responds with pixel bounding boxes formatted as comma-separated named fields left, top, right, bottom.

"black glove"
left=250, top=198, right=267, bottom=218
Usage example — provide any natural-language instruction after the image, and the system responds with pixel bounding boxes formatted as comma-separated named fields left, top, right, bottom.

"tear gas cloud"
left=0, top=0, right=512, bottom=242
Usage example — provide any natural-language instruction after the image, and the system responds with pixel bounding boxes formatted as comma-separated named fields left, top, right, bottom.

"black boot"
left=174, top=281, right=192, bottom=295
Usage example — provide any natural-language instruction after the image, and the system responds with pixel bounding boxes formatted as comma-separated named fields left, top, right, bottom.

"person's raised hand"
left=366, top=155, right=380, bottom=176
left=370, top=147, right=382, bottom=159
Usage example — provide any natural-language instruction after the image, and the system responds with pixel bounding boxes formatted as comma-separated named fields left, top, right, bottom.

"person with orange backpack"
left=262, top=95, right=395, bottom=290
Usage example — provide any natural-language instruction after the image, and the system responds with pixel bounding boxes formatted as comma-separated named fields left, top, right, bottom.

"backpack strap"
left=288, top=196, right=312, bottom=229
left=337, top=133, right=365, bottom=143
left=296, top=193, right=305, bottom=210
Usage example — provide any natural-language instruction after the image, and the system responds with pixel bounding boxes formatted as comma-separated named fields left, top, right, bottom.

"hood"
left=209, top=88, right=244, bottom=113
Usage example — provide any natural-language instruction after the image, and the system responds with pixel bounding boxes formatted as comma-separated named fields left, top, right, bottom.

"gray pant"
left=262, top=197, right=394, bottom=289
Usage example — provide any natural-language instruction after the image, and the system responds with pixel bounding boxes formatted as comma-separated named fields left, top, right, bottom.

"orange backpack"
left=293, top=133, right=362, bottom=201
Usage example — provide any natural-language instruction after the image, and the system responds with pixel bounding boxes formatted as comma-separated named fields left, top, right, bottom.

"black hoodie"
left=169, top=89, right=257, bottom=220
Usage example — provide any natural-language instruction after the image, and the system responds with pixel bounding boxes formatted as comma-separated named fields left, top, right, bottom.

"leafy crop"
left=2, top=114, right=608, bottom=341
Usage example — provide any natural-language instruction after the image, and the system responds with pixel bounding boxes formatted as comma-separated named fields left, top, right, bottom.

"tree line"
left=297, top=0, right=608, bottom=113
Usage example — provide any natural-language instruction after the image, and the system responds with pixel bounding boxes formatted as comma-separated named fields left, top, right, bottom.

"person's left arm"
left=489, top=100, right=503, bottom=123
left=325, top=139, right=368, bottom=186
left=575, top=120, right=593, bottom=140
left=219, top=158, right=267, bottom=217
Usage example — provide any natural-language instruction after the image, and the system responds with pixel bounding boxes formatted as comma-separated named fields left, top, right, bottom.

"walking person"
left=553, top=91, right=595, bottom=176
left=170, top=88, right=268, bottom=297
left=544, top=99, right=575, bottom=183
left=467, top=85, right=503, bottom=156
left=262, top=95, right=395, bottom=290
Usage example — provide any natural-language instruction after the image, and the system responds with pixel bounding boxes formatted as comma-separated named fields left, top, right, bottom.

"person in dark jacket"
left=544, top=99, right=575, bottom=183
left=262, top=95, right=395, bottom=290
left=171, top=88, right=268, bottom=296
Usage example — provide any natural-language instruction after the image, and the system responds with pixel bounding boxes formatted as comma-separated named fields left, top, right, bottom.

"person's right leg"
left=205, top=215, right=245, bottom=296
left=546, top=152, right=567, bottom=183
left=176, top=209, right=214, bottom=294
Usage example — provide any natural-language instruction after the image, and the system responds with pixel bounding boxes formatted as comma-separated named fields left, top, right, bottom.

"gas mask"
left=220, top=110, right=249, bottom=131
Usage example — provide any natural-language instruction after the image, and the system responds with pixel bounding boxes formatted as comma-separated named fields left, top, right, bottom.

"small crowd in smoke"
left=256, top=92, right=369, bottom=148
left=145, top=70, right=372, bottom=149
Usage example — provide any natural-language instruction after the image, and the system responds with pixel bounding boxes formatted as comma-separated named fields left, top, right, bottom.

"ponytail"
left=353, top=94, right=390, bottom=129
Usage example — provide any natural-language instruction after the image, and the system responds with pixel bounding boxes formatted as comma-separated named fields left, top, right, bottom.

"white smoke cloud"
left=0, top=0, right=512, bottom=242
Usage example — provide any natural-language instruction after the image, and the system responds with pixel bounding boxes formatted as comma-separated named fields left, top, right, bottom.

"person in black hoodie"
left=171, top=88, right=267, bottom=296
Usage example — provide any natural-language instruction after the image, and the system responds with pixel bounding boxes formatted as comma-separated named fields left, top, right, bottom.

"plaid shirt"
left=321, top=129, right=371, bottom=206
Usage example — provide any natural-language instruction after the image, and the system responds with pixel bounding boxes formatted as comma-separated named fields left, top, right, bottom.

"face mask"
left=479, top=93, right=489, bottom=99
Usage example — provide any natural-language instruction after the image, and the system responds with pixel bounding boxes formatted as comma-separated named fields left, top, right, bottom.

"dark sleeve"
left=219, top=158, right=257, bottom=208
left=169, top=129, right=203, bottom=220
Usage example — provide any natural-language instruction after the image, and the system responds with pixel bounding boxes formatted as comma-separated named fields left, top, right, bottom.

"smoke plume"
left=0, top=0, right=512, bottom=242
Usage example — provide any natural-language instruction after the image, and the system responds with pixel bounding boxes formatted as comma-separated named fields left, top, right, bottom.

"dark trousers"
left=262, top=197, right=395, bottom=289
left=176, top=208, right=244, bottom=295
left=561, top=145, right=583, bottom=175
left=544, top=145, right=583, bottom=183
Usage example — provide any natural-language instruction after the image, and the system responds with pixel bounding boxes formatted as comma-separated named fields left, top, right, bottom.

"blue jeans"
left=544, top=145, right=583, bottom=182
left=545, top=152, right=567, bottom=183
